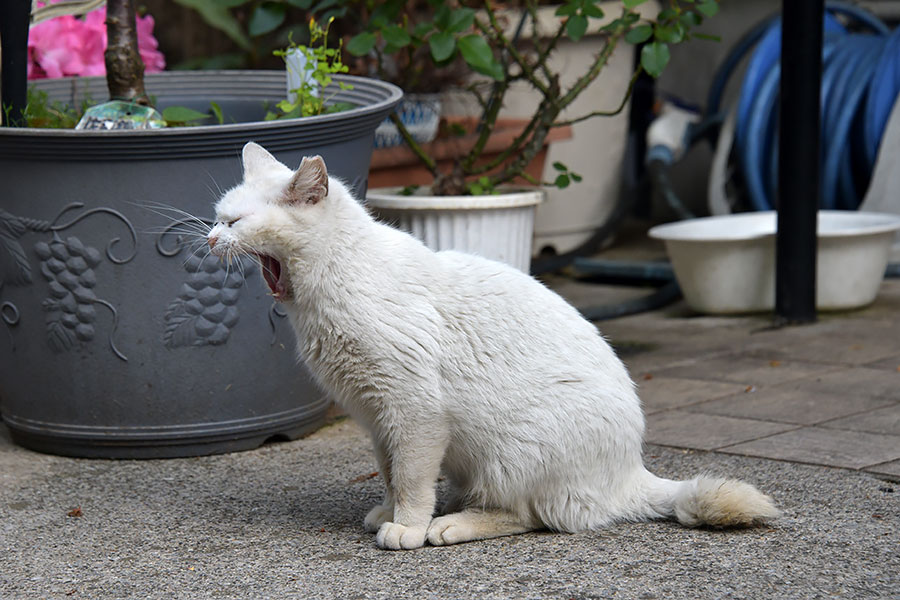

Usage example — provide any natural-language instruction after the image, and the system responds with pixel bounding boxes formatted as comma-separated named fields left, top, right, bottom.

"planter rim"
left=649, top=210, right=900, bottom=243
left=6, top=71, right=402, bottom=137
left=367, top=186, right=544, bottom=210
left=0, top=72, right=403, bottom=160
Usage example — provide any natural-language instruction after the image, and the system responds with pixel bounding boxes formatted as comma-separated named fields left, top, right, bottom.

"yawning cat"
left=206, top=142, right=779, bottom=550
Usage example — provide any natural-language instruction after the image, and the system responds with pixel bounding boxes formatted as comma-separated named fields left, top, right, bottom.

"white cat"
left=207, top=142, right=779, bottom=550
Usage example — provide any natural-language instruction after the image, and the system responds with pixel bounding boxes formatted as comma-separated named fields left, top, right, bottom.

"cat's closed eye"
left=219, top=217, right=241, bottom=227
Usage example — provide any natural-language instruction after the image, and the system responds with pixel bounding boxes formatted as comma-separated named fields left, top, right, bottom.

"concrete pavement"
left=2, top=262, right=899, bottom=599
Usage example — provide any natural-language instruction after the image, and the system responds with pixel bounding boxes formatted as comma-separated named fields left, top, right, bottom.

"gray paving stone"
left=620, top=352, right=710, bottom=378
left=774, top=367, right=900, bottom=401
left=635, top=376, right=749, bottom=414
left=720, top=427, right=900, bottom=470
left=864, top=459, right=900, bottom=479
left=750, top=328, right=900, bottom=366
left=644, top=410, right=797, bottom=451
left=864, top=354, right=900, bottom=371
left=821, top=404, right=900, bottom=436
left=688, top=376, right=897, bottom=425
left=652, top=353, right=834, bottom=387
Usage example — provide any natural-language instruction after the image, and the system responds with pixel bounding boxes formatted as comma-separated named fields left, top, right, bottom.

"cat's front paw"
left=375, top=522, right=427, bottom=550
left=364, top=504, right=393, bottom=533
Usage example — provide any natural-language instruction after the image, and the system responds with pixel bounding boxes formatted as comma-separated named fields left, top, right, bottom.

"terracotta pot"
left=367, top=117, right=572, bottom=189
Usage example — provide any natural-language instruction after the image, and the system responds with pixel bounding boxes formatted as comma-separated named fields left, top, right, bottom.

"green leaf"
left=324, top=101, right=356, bottom=114
left=429, top=31, right=456, bottom=62
left=285, top=0, right=312, bottom=8
left=434, top=4, right=452, bottom=30
left=347, top=32, right=377, bottom=56
left=311, top=0, right=341, bottom=11
left=382, top=24, right=411, bottom=48
left=566, top=15, right=588, bottom=42
left=693, top=32, right=722, bottom=42
left=552, top=161, right=567, bottom=171
left=554, top=174, right=571, bottom=188
left=447, top=8, right=475, bottom=33
left=413, top=22, right=434, bottom=39
left=625, top=24, right=652, bottom=44
left=458, top=34, right=503, bottom=81
left=601, top=16, right=623, bottom=32
left=248, top=3, right=286, bottom=37
left=571, top=172, right=583, bottom=182
left=679, top=11, right=702, bottom=27
left=171, top=0, right=252, bottom=51
left=209, top=101, right=224, bottom=125
left=369, top=0, right=404, bottom=27
left=555, top=3, right=578, bottom=17
left=622, top=0, right=648, bottom=7
left=654, top=24, right=683, bottom=43
left=276, top=99, right=296, bottom=113
left=162, top=106, right=210, bottom=124
left=640, top=41, right=670, bottom=78
left=696, top=1, right=719, bottom=17
left=582, top=3, right=604, bottom=19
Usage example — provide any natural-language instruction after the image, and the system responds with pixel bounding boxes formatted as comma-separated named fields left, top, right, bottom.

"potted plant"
left=331, top=0, right=718, bottom=270
left=0, top=0, right=401, bottom=458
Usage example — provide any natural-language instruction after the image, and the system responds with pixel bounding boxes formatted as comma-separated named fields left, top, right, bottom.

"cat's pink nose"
left=207, top=235, right=219, bottom=249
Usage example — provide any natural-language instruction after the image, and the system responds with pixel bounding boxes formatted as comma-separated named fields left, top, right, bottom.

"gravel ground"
left=1, top=419, right=897, bottom=599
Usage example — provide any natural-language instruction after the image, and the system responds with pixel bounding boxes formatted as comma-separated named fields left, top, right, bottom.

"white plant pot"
left=649, top=211, right=900, bottom=314
left=366, top=188, right=544, bottom=272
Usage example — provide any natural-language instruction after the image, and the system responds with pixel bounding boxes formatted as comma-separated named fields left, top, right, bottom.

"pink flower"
left=28, top=15, right=87, bottom=79
left=28, top=2, right=165, bottom=80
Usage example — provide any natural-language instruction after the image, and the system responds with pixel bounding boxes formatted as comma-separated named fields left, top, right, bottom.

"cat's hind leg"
left=426, top=509, right=539, bottom=546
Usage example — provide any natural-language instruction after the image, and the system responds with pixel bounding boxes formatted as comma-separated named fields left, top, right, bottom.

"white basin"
left=648, top=211, right=900, bottom=314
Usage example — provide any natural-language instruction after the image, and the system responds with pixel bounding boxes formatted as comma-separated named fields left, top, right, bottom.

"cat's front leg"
left=364, top=437, right=394, bottom=533
left=374, top=431, right=446, bottom=550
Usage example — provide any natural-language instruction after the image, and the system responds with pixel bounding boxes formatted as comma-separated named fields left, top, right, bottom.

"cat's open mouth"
left=257, top=254, right=290, bottom=301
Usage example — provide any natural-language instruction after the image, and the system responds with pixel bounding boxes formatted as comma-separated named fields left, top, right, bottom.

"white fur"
left=208, top=142, right=780, bottom=550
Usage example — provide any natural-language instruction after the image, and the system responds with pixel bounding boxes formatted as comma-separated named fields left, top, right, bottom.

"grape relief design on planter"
left=157, top=217, right=255, bottom=348
left=0, top=204, right=137, bottom=360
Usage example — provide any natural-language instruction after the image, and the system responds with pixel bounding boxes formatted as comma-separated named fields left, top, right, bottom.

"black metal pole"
left=775, top=0, right=823, bottom=323
left=0, top=0, right=32, bottom=126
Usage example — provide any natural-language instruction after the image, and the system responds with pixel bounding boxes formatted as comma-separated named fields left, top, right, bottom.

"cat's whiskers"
left=204, top=169, right=224, bottom=199
left=184, top=242, right=216, bottom=272
left=138, top=201, right=213, bottom=235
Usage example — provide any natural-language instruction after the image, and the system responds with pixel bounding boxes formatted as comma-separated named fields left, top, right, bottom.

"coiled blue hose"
left=725, top=3, right=899, bottom=212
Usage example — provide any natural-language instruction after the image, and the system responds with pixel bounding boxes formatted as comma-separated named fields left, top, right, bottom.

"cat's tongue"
left=259, top=254, right=287, bottom=301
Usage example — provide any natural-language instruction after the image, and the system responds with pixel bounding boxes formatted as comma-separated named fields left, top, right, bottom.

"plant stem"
left=479, top=1, right=551, bottom=97
left=557, top=24, right=626, bottom=112
left=389, top=112, right=438, bottom=174
left=104, top=0, right=150, bottom=105
left=468, top=111, right=541, bottom=176
left=553, top=65, right=642, bottom=126
left=461, top=79, right=507, bottom=173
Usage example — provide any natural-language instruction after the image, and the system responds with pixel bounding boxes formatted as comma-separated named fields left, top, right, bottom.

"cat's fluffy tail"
left=643, top=473, right=780, bottom=528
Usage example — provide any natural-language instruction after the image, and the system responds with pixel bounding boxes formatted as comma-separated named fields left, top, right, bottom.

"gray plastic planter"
left=0, top=71, right=401, bottom=458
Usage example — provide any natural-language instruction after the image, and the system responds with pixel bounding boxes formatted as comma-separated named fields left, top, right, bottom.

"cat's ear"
left=285, top=155, right=329, bottom=205
left=242, top=142, right=282, bottom=180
